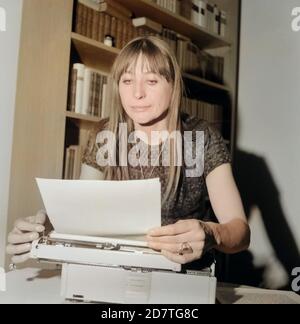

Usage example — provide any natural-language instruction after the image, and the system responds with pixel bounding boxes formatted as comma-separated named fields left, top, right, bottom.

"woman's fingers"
left=148, top=219, right=198, bottom=237
left=6, top=243, right=32, bottom=256
left=6, top=211, right=48, bottom=265
left=33, top=210, right=47, bottom=225
left=7, top=231, right=39, bottom=245
left=148, top=241, right=204, bottom=257
left=161, top=249, right=196, bottom=265
left=11, top=253, right=31, bottom=264
left=148, top=242, right=182, bottom=253
left=14, top=219, right=45, bottom=233
left=147, top=229, right=205, bottom=244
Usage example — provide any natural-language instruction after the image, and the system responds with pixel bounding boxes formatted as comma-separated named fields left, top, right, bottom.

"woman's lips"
left=132, top=105, right=151, bottom=108
left=131, top=105, right=151, bottom=111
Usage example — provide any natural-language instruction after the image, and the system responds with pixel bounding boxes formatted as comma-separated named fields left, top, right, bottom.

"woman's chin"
left=131, top=113, right=153, bottom=125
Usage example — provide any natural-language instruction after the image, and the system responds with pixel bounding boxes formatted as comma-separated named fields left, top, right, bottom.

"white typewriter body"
left=30, top=231, right=217, bottom=304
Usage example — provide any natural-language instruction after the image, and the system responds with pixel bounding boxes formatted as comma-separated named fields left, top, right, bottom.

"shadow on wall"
left=225, top=147, right=300, bottom=290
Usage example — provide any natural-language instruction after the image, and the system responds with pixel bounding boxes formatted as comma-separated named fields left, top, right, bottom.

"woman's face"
left=119, top=54, right=173, bottom=126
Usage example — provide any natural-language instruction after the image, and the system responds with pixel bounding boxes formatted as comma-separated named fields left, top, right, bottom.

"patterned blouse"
left=82, top=113, right=231, bottom=225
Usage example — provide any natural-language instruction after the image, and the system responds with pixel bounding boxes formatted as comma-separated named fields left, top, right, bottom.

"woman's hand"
left=6, top=210, right=47, bottom=264
left=146, top=219, right=220, bottom=264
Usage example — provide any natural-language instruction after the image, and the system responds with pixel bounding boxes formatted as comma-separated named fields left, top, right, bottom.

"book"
left=198, top=0, right=207, bottom=29
left=73, top=63, right=85, bottom=114
left=101, top=82, right=108, bottom=118
left=220, top=10, right=226, bottom=38
left=64, top=146, right=83, bottom=180
left=213, top=4, right=219, bottom=35
left=82, top=67, right=92, bottom=115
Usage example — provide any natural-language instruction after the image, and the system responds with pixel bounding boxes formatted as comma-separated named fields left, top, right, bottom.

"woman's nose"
left=133, top=82, right=146, bottom=99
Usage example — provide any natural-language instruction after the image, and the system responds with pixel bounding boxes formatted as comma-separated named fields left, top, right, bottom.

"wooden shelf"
left=66, top=111, right=102, bottom=123
left=115, top=0, right=230, bottom=49
left=182, top=73, right=230, bottom=92
left=71, top=33, right=119, bottom=72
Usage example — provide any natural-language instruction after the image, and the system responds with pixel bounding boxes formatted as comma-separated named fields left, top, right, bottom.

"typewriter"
left=30, top=231, right=217, bottom=304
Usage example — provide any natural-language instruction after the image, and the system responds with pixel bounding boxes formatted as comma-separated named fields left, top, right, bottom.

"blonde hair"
left=104, top=36, right=184, bottom=205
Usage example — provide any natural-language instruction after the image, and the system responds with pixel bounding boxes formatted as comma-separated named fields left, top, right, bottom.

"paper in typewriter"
left=36, top=178, right=161, bottom=237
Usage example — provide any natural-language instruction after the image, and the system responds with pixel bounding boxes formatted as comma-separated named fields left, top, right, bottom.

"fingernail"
left=36, top=225, right=44, bottom=232
left=30, top=233, right=37, bottom=240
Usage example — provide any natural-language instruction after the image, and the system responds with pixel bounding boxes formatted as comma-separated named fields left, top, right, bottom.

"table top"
left=0, top=267, right=299, bottom=304
left=0, top=267, right=63, bottom=304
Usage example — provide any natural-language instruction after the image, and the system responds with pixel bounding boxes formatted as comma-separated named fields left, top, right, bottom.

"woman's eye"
left=147, top=80, right=158, bottom=85
left=122, top=80, right=132, bottom=85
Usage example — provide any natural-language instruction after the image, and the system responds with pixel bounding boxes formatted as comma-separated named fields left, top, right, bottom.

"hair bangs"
left=113, top=38, right=175, bottom=84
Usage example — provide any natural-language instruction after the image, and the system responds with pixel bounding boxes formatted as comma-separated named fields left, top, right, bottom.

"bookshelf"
left=71, top=32, right=119, bottom=72
left=114, top=0, right=231, bottom=48
left=68, top=0, right=240, bottom=150
left=66, top=111, right=102, bottom=123
left=71, top=32, right=231, bottom=91
left=6, top=0, right=240, bottom=263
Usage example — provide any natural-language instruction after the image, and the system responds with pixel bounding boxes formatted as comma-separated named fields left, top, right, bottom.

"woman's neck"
left=134, top=118, right=169, bottom=146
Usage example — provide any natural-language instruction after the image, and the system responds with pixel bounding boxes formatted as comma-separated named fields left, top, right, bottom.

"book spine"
left=93, top=73, right=101, bottom=117
left=64, top=147, right=71, bottom=179
left=75, top=2, right=83, bottom=35
left=220, top=10, right=226, bottom=38
left=180, top=0, right=192, bottom=20
left=82, top=68, right=92, bottom=115
left=86, top=7, right=93, bottom=38
left=198, top=0, right=207, bottom=29
left=206, top=3, right=214, bottom=33
left=73, top=63, right=85, bottom=114
left=98, top=12, right=106, bottom=43
left=89, top=72, right=96, bottom=115
left=68, top=68, right=77, bottom=112
left=213, top=5, right=219, bottom=35
left=191, top=0, right=199, bottom=25
left=81, top=4, right=88, bottom=36
left=91, top=9, right=100, bottom=40
left=110, top=16, right=117, bottom=47
left=116, top=18, right=124, bottom=49
left=103, top=13, right=112, bottom=39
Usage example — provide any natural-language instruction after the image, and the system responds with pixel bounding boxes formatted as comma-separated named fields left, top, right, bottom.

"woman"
left=7, top=36, right=250, bottom=266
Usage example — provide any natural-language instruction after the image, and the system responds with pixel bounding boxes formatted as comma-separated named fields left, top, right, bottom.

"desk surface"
left=0, top=267, right=63, bottom=304
left=0, top=267, right=299, bottom=304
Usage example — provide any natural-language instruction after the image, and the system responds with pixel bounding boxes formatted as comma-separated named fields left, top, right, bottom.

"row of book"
left=68, top=59, right=224, bottom=119
left=179, top=0, right=227, bottom=37
left=64, top=145, right=83, bottom=180
left=68, top=63, right=109, bottom=118
left=177, top=36, right=224, bottom=83
left=75, top=1, right=224, bottom=83
left=79, top=0, right=227, bottom=39
left=76, top=0, right=137, bottom=48
left=150, top=0, right=180, bottom=15
left=181, top=96, right=223, bottom=132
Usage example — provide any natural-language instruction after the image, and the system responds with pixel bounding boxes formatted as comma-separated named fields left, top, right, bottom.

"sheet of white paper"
left=36, top=178, right=161, bottom=236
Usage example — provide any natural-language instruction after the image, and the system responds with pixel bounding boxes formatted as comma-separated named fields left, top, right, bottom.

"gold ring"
left=178, top=242, right=193, bottom=255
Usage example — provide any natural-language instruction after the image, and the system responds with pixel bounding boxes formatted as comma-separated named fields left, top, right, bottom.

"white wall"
left=0, top=0, right=23, bottom=267
left=239, top=0, right=300, bottom=288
